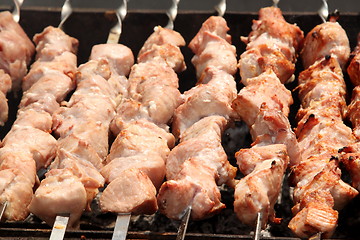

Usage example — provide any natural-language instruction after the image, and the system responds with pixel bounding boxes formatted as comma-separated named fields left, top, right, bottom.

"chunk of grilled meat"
left=238, top=7, right=303, bottom=84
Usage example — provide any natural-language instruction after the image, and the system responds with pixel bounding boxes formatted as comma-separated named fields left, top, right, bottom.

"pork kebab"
left=0, top=10, right=34, bottom=126
left=100, top=26, right=186, bottom=219
left=339, top=34, right=360, bottom=208
left=288, top=14, right=359, bottom=238
left=0, top=24, right=78, bottom=220
left=231, top=6, right=303, bottom=228
left=28, top=43, right=134, bottom=227
left=157, top=15, right=238, bottom=220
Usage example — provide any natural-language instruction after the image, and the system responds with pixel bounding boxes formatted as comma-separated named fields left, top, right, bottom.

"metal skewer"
left=0, top=202, right=7, bottom=221
left=318, top=0, right=329, bottom=23
left=48, top=1, right=74, bottom=239
left=214, top=0, right=226, bottom=17
left=176, top=206, right=191, bottom=240
left=49, top=214, right=69, bottom=240
left=165, top=0, right=180, bottom=30
left=253, top=212, right=263, bottom=240
left=107, top=0, right=128, bottom=44
left=272, top=0, right=280, bottom=8
left=106, top=1, right=132, bottom=239
left=58, top=0, right=72, bottom=30
left=11, top=0, right=23, bottom=22
left=309, top=232, right=322, bottom=240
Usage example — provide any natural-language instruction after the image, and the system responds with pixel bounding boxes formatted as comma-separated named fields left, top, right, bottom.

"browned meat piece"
left=189, top=16, right=236, bottom=78
left=340, top=143, right=360, bottom=191
left=238, top=7, right=303, bottom=84
left=172, top=66, right=237, bottom=138
left=28, top=169, right=87, bottom=227
left=0, top=169, right=34, bottom=221
left=138, top=26, right=186, bottom=57
left=234, top=147, right=288, bottom=227
left=0, top=11, right=35, bottom=91
left=189, top=16, right=231, bottom=54
left=191, top=31, right=237, bottom=78
left=90, top=43, right=134, bottom=76
left=347, top=34, right=360, bottom=86
left=301, top=22, right=350, bottom=70
left=33, top=26, right=78, bottom=60
left=232, top=70, right=293, bottom=127
left=347, top=86, right=360, bottom=139
left=22, top=51, right=77, bottom=92
left=236, top=144, right=288, bottom=175
left=138, top=26, right=186, bottom=73
left=246, top=7, right=303, bottom=52
left=100, top=169, right=157, bottom=215
left=288, top=201, right=338, bottom=239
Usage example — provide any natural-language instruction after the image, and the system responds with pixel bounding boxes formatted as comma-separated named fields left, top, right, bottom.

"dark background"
left=0, top=0, right=360, bottom=13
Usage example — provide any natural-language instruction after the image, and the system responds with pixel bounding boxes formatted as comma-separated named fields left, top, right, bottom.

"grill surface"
left=0, top=8, right=360, bottom=240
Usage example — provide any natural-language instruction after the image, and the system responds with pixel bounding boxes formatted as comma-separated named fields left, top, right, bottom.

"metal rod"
left=165, top=0, right=180, bottom=30
left=272, top=0, right=280, bottom=8
left=11, top=0, right=24, bottom=22
left=318, top=0, right=329, bottom=23
left=49, top=214, right=69, bottom=240
left=176, top=206, right=191, bottom=240
left=309, top=232, right=322, bottom=240
left=58, top=0, right=72, bottom=29
left=112, top=213, right=131, bottom=240
left=214, top=0, right=226, bottom=17
left=107, top=0, right=128, bottom=44
left=253, top=212, right=263, bottom=240
left=0, top=202, right=7, bottom=221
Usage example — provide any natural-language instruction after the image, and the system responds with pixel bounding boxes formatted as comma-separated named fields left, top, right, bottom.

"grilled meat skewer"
left=157, top=15, right=238, bottom=220
left=288, top=17, right=358, bottom=238
left=233, top=6, right=303, bottom=227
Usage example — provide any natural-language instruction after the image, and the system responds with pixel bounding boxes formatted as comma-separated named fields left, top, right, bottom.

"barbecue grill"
left=0, top=5, right=360, bottom=240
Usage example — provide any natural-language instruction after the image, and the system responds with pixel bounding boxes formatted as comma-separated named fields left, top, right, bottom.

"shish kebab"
left=157, top=0, right=238, bottom=231
left=288, top=3, right=359, bottom=238
left=99, top=0, right=186, bottom=239
left=231, top=2, right=303, bottom=235
left=0, top=0, right=34, bottom=126
left=339, top=22, right=360, bottom=225
left=28, top=0, right=134, bottom=236
left=0, top=0, right=78, bottom=222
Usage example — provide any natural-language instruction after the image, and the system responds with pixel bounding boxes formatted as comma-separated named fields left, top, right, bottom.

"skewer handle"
left=49, top=214, right=69, bottom=240
left=112, top=213, right=131, bottom=240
